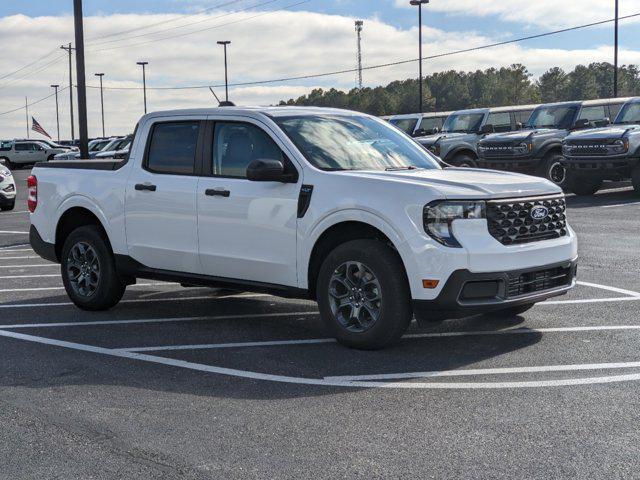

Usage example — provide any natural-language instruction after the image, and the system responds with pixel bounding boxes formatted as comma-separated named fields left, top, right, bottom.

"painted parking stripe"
left=0, top=231, right=28, bottom=235
left=0, top=274, right=59, bottom=279
left=0, top=292, right=274, bottom=309
left=0, top=264, right=56, bottom=269
left=0, top=249, right=35, bottom=253
left=0, top=256, right=40, bottom=260
left=120, top=324, right=640, bottom=353
left=577, top=280, right=640, bottom=298
left=0, top=244, right=31, bottom=250
left=0, top=282, right=180, bottom=293
left=602, top=201, right=640, bottom=208
left=325, top=360, right=640, bottom=381
left=4, top=328, right=640, bottom=389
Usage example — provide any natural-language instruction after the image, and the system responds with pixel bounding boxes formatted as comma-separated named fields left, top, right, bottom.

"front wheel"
left=317, top=239, right=412, bottom=350
left=537, top=154, right=567, bottom=187
left=61, top=226, right=126, bottom=311
left=450, top=154, right=477, bottom=168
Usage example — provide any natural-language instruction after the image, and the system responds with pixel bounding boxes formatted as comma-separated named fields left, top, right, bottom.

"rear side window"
left=146, top=121, right=200, bottom=175
left=608, top=103, right=624, bottom=121
left=487, top=112, right=512, bottom=132
left=15, top=143, right=29, bottom=151
left=0, top=141, right=12, bottom=151
left=578, top=106, right=606, bottom=122
left=212, top=122, right=285, bottom=178
left=515, top=110, right=533, bottom=124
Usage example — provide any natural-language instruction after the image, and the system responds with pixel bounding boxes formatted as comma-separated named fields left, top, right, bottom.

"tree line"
left=279, top=63, right=640, bottom=116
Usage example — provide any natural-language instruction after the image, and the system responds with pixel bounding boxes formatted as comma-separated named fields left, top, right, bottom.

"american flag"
left=31, top=117, right=51, bottom=139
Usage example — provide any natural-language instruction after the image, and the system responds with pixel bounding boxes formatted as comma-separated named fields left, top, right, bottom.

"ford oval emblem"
left=530, top=206, right=548, bottom=220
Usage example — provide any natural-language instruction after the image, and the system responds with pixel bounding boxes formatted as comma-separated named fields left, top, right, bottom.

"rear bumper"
left=29, top=225, right=58, bottom=263
left=563, top=156, right=639, bottom=178
left=412, top=259, right=577, bottom=320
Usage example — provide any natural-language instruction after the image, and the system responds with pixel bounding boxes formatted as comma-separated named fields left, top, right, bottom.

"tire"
left=0, top=201, right=15, bottom=211
left=490, top=303, right=535, bottom=318
left=317, top=239, right=412, bottom=350
left=537, top=153, right=567, bottom=187
left=61, top=225, right=126, bottom=311
left=1, top=157, right=14, bottom=169
left=47, top=154, right=55, bottom=161
left=632, top=165, right=640, bottom=197
left=567, top=175, right=603, bottom=196
left=450, top=154, right=477, bottom=168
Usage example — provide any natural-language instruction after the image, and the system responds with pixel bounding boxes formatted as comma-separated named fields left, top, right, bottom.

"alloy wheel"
left=66, top=241, right=101, bottom=298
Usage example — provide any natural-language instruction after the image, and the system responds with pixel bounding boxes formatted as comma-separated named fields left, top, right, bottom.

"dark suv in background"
left=476, top=98, right=630, bottom=187
left=563, top=97, right=640, bottom=195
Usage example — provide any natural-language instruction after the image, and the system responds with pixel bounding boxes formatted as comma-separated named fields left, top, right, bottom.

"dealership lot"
left=2, top=167, right=640, bottom=478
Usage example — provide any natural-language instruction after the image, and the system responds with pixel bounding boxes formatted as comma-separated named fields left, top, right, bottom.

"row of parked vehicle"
left=388, top=96, right=640, bottom=195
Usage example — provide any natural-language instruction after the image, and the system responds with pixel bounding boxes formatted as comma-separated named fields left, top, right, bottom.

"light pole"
left=217, top=41, right=231, bottom=102
left=614, top=0, right=619, bottom=97
left=410, top=0, right=429, bottom=113
left=95, top=73, right=105, bottom=137
left=137, top=61, right=149, bottom=114
left=60, top=43, right=75, bottom=141
left=51, top=84, right=60, bottom=142
left=73, top=0, right=89, bottom=159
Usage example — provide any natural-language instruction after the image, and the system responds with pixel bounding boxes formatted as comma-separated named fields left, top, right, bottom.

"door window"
left=487, top=112, right=512, bottom=132
left=15, top=143, right=29, bottom=151
left=145, top=121, right=200, bottom=175
left=578, top=106, right=606, bottom=122
left=212, top=122, right=285, bottom=178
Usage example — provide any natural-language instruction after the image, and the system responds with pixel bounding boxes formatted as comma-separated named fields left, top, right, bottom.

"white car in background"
left=0, top=164, right=16, bottom=211
left=54, top=138, right=115, bottom=160
left=0, top=140, right=66, bottom=169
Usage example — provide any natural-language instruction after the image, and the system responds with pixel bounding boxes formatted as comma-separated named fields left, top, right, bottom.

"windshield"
left=527, top=106, right=577, bottom=129
left=89, top=140, right=109, bottom=152
left=389, top=118, right=418, bottom=134
left=275, top=115, right=441, bottom=172
left=442, top=113, right=484, bottom=133
left=615, top=102, right=640, bottom=125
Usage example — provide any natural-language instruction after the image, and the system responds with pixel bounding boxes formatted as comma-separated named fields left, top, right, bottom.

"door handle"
left=205, top=188, right=230, bottom=198
left=135, top=183, right=157, bottom=192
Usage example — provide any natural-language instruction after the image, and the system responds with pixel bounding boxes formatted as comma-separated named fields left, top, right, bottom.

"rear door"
left=125, top=118, right=204, bottom=273
left=196, top=117, right=300, bottom=287
left=13, top=143, right=36, bottom=164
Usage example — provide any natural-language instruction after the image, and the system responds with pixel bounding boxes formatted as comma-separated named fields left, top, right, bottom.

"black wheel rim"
left=66, top=241, right=101, bottom=298
left=328, top=261, right=382, bottom=333
left=549, top=161, right=566, bottom=185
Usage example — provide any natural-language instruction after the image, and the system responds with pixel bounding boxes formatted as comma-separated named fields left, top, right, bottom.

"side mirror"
left=247, top=159, right=296, bottom=183
left=479, top=124, right=495, bottom=135
left=573, top=118, right=590, bottom=130
left=412, top=129, right=427, bottom=138
left=516, top=122, right=523, bottom=130
left=593, top=117, right=610, bottom=127
left=430, top=127, right=440, bottom=134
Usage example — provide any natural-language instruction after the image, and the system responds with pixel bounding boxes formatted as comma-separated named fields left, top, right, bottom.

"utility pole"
left=51, top=84, right=60, bottom=141
left=410, top=0, right=429, bottom=114
left=217, top=41, right=231, bottom=102
left=73, top=0, right=89, bottom=158
left=614, top=0, right=619, bottom=97
left=95, top=73, right=105, bottom=137
left=355, top=20, right=364, bottom=89
left=60, top=43, right=75, bottom=141
left=25, top=97, right=29, bottom=139
left=137, top=62, right=148, bottom=114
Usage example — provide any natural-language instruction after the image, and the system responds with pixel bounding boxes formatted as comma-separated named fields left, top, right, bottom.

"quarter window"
left=212, top=122, right=285, bottom=178
left=146, top=121, right=200, bottom=175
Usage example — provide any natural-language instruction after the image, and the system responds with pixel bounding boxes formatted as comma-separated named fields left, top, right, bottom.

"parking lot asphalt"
left=1, top=167, right=640, bottom=479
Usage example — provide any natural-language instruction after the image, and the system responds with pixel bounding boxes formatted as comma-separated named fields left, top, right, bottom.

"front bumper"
left=563, top=155, right=639, bottom=179
left=476, top=156, right=540, bottom=173
left=413, top=259, right=577, bottom=320
left=0, top=189, right=16, bottom=206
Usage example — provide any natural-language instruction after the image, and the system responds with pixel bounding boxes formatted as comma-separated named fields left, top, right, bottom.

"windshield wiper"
left=385, top=166, right=419, bottom=171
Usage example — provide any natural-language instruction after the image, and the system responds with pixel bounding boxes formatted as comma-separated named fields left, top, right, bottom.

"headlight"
left=611, top=139, right=629, bottom=154
left=423, top=200, right=486, bottom=248
left=514, top=142, right=533, bottom=155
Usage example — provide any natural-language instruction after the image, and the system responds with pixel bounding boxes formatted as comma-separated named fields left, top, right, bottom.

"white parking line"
left=0, top=244, right=31, bottom=250
left=0, top=274, right=59, bottom=279
left=0, top=282, right=179, bottom=293
left=602, top=201, right=640, bottom=208
left=0, top=256, right=40, bottom=260
left=0, top=211, right=29, bottom=215
left=577, top=280, right=640, bottom=298
left=120, top=324, right=640, bottom=353
left=0, top=231, right=28, bottom=235
left=0, top=264, right=56, bottom=269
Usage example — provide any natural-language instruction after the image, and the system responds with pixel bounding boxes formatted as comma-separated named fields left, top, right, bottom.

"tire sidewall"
left=540, top=154, right=567, bottom=187
left=453, top=154, right=477, bottom=168
left=317, top=239, right=412, bottom=350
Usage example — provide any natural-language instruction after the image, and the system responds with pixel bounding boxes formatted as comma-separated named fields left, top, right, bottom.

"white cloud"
left=394, top=0, right=640, bottom=29
left=0, top=8, right=638, bottom=139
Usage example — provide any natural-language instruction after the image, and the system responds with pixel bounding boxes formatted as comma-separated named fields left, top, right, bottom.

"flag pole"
left=25, top=97, right=29, bottom=139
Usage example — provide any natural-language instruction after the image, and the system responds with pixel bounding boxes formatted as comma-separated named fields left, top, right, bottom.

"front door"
left=197, top=119, right=300, bottom=287
left=125, top=119, right=203, bottom=273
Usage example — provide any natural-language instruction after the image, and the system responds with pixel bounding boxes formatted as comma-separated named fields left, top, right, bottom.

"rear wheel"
left=61, top=226, right=126, bottom=311
left=632, top=165, right=640, bottom=197
left=537, top=153, right=567, bottom=187
left=47, top=154, right=56, bottom=161
left=1, top=157, right=14, bottom=169
left=317, top=239, right=412, bottom=350
left=450, top=153, right=477, bottom=168
left=568, top=174, right=603, bottom=196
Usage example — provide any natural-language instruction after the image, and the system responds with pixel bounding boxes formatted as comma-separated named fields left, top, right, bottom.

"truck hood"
left=482, top=128, right=559, bottom=144
left=339, top=168, right=561, bottom=199
left=417, top=132, right=465, bottom=146
left=566, top=125, right=640, bottom=140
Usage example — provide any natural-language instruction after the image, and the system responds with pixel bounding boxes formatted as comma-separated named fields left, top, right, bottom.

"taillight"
left=27, top=175, right=37, bottom=213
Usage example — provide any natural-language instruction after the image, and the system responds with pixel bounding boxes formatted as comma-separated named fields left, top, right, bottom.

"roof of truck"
left=141, top=106, right=373, bottom=120
left=388, top=111, right=454, bottom=120
left=532, top=97, right=635, bottom=109
left=450, top=104, right=539, bottom=115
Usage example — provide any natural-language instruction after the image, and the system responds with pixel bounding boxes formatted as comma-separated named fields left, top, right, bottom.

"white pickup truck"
left=29, top=107, right=578, bottom=349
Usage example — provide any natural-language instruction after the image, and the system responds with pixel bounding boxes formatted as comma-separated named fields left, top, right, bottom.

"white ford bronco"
left=29, top=107, right=578, bottom=349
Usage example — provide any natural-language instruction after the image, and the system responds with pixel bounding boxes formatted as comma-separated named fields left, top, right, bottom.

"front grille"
left=564, top=140, right=613, bottom=156
left=507, top=264, right=573, bottom=298
left=481, top=143, right=516, bottom=157
left=486, top=195, right=567, bottom=245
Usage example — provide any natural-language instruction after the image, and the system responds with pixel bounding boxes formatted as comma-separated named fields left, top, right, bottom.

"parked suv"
left=477, top=98, right=630, bottom=186
left=388, top=112, right=452, bottom=137
left=562, top=97, right=640, bottom=195
left=0, top=140, right=66, bottom=169
left=416, top=105, right=537, bottom=167
left=0, top=164, right=16, bottom=211
left=29, top=107, right=577, bottom=350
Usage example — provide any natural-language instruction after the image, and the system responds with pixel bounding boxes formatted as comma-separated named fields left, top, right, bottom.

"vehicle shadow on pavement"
left=566, top=184, right=637, bottom=209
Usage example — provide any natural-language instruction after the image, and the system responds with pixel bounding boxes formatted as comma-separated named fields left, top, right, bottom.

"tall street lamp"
left=410, top=0, right=429, bottom=113
left=95, top=73, right=105, bottom=137
left=217, top=41, right=231, bottom=103
left=614, top=0, right=619, bottom=97
left=137, top=61, right=149, bottom=114
left=51, top=84, right=61, bottom=142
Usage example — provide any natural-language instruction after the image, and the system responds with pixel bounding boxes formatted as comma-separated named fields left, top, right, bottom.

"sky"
left=1, top=0, right=639, bottom=139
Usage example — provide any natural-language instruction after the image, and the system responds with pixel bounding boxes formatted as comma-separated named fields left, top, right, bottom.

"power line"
left=87, top=0, right=311, bottom=53
left=84, top=11, right=640, bottom=92
left=0, top=86, right=69, bottom=116
left=0, top=55, right=66, bottom=91
left=0, top=47, right=61, bottom=83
